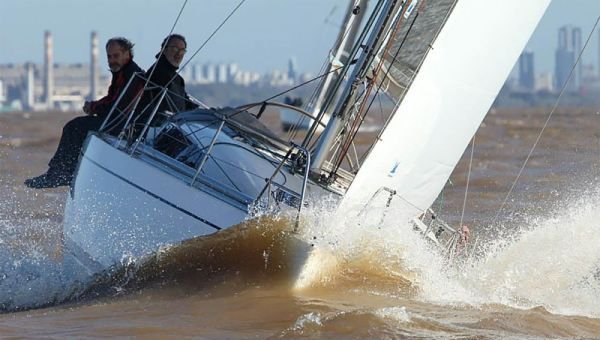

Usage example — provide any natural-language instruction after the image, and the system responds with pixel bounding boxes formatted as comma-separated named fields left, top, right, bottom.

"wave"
left=2, top=188, right=599, bottom=320
left=73, top=216, right=313, bottom=298
left=70, top=207, right=430, bottom=304
left=289, top=189, right=600, bottom=318
left=452, top=190, right=600, bottom=317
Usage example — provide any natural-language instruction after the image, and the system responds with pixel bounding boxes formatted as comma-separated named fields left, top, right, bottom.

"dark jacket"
left=89, top=60, right=144, bottom=118
left=137, top=56, right=198, bottom=125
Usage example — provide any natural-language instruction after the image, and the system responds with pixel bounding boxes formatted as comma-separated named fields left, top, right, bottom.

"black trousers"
left=47, top=115, right=105, bottom=178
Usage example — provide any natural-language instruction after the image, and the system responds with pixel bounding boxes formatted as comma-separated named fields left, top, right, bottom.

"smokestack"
left=90, top=31, right=99, bottom=101
left=26, top=63, right=35, bottom=110
left=44, top=30, right=54, bottom=108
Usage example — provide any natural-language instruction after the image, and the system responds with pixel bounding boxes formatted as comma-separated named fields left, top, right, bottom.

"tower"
left=25, top=62, right=35, bottom=109
left=518, top=51, right=535, bottom=91
left=554, top=25, right=582, bottom=92
left=44, top=30, right=54, bottom=107
left=90, top=31, right=99, bottom=101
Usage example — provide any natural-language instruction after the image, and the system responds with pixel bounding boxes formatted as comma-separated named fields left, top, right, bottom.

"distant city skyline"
left=530, top=0, right=600, bottom=75
left=0, top=0, right=351, bottom=75
left=1, top=0, right=600, bottom=75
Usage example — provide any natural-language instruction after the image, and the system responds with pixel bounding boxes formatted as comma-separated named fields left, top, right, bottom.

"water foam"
left=453, top=192, right=600, bottom=316
left=0, top=218, right=68, bottom=311
left=292, top=201, right=453, bottom=297
left=293, top=189, right=600, bottom=318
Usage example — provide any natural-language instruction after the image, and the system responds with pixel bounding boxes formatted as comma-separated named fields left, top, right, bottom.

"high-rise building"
left=288, top=57, right=298, bottom=83
left=518, top=51, right=535, bottom=91
left=202, top=63, right=216, bottom=83
left=227, top=63, right=239, bottom=83
left=216, top=63, right=228, bottom=83
left=554, top=25, right=582, bottom=92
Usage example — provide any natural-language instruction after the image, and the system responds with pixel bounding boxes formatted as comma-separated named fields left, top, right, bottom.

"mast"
left=307, top=0, right=369, bottom=119
left=309, top=0, right=405, bottom=175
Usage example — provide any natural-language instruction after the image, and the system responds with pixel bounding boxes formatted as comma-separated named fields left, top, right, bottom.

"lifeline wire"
left=145, top=0, right=189, bottom=90
left=490, top=14, right=600, bottom=226
left=130, top=0, right=246, bottom=128
left=116, top=0, right=189, bottom=132
left=166, top=0, right=248, bottom=89
left=146, top=64, right=347, bottom=153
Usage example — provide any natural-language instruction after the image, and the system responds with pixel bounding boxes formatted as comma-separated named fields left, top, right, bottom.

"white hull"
left=64, top=126, right=340, bottom=271
left=64, top=135, right=252, bottom=268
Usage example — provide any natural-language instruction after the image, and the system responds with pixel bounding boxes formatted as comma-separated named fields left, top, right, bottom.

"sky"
left=1, top=0, right=600, bottom=76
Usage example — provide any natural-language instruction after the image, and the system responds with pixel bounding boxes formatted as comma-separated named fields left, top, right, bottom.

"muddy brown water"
left=0, top=108, right=598, bottom=338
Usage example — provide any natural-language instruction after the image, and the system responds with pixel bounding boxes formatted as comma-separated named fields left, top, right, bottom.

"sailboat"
left=63, top=0, right=551, bottom=273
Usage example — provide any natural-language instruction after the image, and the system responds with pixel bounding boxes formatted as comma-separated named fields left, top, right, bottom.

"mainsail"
left=377, top=0, right=456, bottom=103
left=339, top=0, right=551, bottom=216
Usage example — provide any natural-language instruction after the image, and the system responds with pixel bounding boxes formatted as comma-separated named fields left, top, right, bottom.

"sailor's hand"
left=83, top=101, right=92, bottom=114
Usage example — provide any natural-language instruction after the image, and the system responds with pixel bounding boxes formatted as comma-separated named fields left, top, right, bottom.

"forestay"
left=340, top=0, right=551, bottom=216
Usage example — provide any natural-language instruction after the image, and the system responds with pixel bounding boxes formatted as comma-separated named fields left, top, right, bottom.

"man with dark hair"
left=135, top=34, right=198, bottom=127
left=25, top=37, right=144, bottom=189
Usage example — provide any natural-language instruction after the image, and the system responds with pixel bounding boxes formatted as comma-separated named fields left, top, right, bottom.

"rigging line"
left=258, top=65, right=345, bottom=104
left=293, top=1, right=363, bottom=141
left=190, top=141, right=288, bottom=190
left=323, top=88, right=368, bottom=169
left=393, top=191, right=426, bottom=214
left=179, top=64, right=345, bottom=143
left=377, top=89, right=387, bottom=125
left=125, top=0, right=189, bottom=130
left=164, top=0, right=247, bottom=90
left=354, top=0, right=458, bottom=168
left=459, top=135, right=475, bottom=229
left=358, top=0, right=458, bottom=166
left=338, top=6, right=416, bottom=170
left=490, top=14, right=600, bottom=227
left=130, top=0, right=246, bottom=126
left=302, top=0, right=390, bottom=149
left=290, top=59, right=330, bottom=141
left=332, top=3, right=417, bottom=174
left=143, top=0, right=189, bottom=93
left=360, top=10, right=418, bottom=125
left=194, top=64, right=344, bottom=129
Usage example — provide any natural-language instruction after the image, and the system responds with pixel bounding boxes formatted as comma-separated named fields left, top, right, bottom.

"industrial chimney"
left=25, top=62, right=35, bottom=110
left=44, top=30, right=54, bottom=108
left=90, top=31, right=99, bottom=101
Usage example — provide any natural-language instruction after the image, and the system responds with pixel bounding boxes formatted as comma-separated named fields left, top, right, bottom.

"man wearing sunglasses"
left=134, top=34, right=198, bottom=128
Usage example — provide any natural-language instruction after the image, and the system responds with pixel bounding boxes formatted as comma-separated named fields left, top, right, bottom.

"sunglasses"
left=167, top=45, right=187, bottom=54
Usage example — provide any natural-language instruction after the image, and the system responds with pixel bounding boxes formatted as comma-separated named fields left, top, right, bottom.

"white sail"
left=340, top=0, right=551, bottom=215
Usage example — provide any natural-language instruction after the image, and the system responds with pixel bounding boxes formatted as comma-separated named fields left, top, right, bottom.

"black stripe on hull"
left=81, top=155, right=223, bottom=231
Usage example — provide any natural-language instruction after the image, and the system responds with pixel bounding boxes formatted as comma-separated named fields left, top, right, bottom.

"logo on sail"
left=388, top=160, right=400, bottom=177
